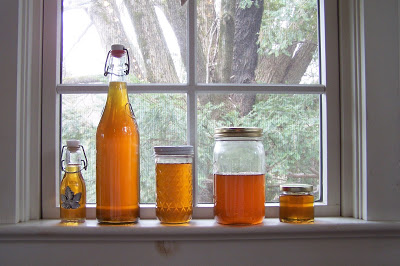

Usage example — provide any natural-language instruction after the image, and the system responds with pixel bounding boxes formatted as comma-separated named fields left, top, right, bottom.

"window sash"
left=42, top=0, right=340, bottom=219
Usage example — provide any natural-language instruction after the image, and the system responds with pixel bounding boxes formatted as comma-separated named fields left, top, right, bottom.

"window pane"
left=61, top=93, right=187, bottom=204
left=196, top=0, right=319, bottom=84
left=197, top=93, right=320, bottom=203
left=62, top=0, right=187, bottom=84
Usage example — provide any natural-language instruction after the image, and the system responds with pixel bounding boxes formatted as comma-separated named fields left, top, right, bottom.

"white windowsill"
left=1, top=217, right=400, bottom=241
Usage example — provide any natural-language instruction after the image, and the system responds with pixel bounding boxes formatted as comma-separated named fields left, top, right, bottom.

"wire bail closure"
left=104, top=48, right=130, bottom=77
left=60, top=145, right=88, bottom=174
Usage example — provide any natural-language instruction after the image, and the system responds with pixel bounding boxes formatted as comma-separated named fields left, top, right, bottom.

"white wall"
left=1, top=238, right=400, bottom=265
left=362, top=0, right=400, bottom=220
left=0, top=0, right=19, bottom=223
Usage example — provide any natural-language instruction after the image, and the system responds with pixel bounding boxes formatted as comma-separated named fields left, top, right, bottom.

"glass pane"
left=62, top=0, right=187, bottom=84
left=197, top=0, right=319, bottom=84
left=61, top=93, right=187, bottom=204
left=197, top=93, right=320, bottom=203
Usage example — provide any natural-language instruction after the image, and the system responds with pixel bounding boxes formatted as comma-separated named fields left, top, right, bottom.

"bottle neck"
left=108, top=55, right=128, bottom=83
left=106, top=81, right=129, bottom=108
left=66, top=148, right=81, bottom=165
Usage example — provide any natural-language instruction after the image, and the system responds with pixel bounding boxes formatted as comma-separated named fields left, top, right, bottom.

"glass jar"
left=154, top=146, right=193, bottom=224
left=279, top=184, right=314, bottom=223
left=213, top=127, right=266, bottom=225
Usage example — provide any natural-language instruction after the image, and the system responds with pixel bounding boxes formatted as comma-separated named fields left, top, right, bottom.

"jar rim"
left=154, top=145, right=194, bottom=156
left=214, top=127, right=263, bottom=138
left=280, top=184, right=313, bottom=192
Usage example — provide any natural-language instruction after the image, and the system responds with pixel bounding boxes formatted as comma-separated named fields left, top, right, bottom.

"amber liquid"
left=156, top=163, right=193, bottom=223
left=60, top=165, right=86, bottom=223
left=96, top=81, right=140, bottom=223
left=214, top=173, right=265, bottom=225
left=279, top=194, right=314, bottom=223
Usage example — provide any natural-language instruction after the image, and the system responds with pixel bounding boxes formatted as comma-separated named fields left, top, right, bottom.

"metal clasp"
left=104, top=48, right=130, bottom=76
left=60, top=145, right=88, bottom=174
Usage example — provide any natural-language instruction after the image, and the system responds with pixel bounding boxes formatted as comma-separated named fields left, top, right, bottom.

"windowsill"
left=1, top=217, right=400, bottom=241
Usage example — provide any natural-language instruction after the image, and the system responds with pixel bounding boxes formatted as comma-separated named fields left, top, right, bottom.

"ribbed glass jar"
left=154, top=146, right=193, bottom=224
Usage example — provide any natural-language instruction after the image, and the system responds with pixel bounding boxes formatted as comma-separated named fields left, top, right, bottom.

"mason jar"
left=213, top=127, right=266, bottom=225
left=154, top=146, right=193, bottom=224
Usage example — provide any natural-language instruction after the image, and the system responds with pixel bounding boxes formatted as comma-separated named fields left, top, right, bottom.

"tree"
left=63, top=0, right=321, bottom=203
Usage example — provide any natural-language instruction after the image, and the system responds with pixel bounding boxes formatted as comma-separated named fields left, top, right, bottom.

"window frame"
left=41, top=0, right=340, bottom=219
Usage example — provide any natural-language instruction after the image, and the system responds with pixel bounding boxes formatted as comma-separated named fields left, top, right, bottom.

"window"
left=42, top=0, right=340, bottom=218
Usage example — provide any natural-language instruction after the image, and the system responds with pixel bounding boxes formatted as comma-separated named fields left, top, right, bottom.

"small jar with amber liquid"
left=154, top=146, right=193, bottom=224
left=279, top=184, right=314, bottom=224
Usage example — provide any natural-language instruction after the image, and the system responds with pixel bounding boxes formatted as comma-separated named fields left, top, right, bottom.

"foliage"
left=239, top=0, right=261, bottom=9
left=258, top=0, right=318, bottom=57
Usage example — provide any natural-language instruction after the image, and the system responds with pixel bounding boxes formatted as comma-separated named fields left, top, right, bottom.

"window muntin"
left=42, top=0, right=340, bottom=218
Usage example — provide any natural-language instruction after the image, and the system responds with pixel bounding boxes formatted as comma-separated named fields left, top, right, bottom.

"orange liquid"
left=214, top=173, right=265, bottom=225
left=279, top=194, right=314, bottom=223
left=60, top=165, right=86, bottom=223
left=96, top=81, right=140, bottom=223
left=156, top=163, right=193, bottom=223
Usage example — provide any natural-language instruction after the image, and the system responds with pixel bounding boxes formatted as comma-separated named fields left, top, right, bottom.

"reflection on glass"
left=62, top=0, right=187, bottom=84
left=197, top=93, right=320, bottom=203
left=196, top=0, right=319, bottom=84
left=62, top=93, right=187, bottom=203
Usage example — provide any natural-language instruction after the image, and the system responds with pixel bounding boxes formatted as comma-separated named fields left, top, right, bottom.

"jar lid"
left=214, top=127, right=263, bottom=138
left=154, top=145, right=194, bottom=155
left=280, top=184, right=313, bottom=192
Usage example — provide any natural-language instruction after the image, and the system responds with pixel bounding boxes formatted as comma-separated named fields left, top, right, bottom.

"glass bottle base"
left=60, top=218, right=85, bottom=224
left=279, top=218, right=314, bottom=224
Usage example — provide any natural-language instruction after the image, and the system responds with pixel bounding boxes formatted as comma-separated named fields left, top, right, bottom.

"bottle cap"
left=66, top=139, right=80, bottom=148
left=111, top=44, right=125, bottom=58
left=154, top=146, right=194, bottom=156
left=280, top=184, right=313, bottom=192
left=214, top=127, right=263, bottom=138
left=111, top=44, right=124, bottom=51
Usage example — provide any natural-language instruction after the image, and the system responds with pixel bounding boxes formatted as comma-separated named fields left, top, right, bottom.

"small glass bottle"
left=154, top=146, right=193, bottom=224
left=279, top=184, right=314, bottom=224
left=213, top=127, right=266, bottom=225
left=60, top=140, right=87, bottom=223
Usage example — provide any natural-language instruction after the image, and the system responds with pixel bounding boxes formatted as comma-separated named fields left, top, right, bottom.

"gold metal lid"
left=280, top=184, right=313, bottom=192
left=214, top=127, right=263, bottom=138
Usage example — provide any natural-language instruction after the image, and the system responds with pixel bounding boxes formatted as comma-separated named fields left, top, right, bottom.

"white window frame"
left=41, top=0, right=340, bottom=219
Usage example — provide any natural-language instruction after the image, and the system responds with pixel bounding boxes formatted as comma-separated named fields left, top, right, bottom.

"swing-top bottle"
left=60, top=140, right=87, bottom=223
left=96, top=44, right=140, bottom=223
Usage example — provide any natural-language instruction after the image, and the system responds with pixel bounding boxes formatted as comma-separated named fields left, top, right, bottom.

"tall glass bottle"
left=60, top=140, right=87, bottom=223
left=96, top=44, right=140, bottom=223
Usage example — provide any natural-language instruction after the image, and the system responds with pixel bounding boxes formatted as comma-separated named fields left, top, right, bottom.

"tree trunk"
left=125, top=0, right=179, bottom=83
left=230, top=0, right=264, bottom=116
left=231, top=1, right=264, bottom=84
left=86, top=1, right=128, bottom=52
left=215, top=0, right=236, bottom=83
left=161, top=1, right=187, bottom=71
left=256, top=41, right=318, bottom=84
